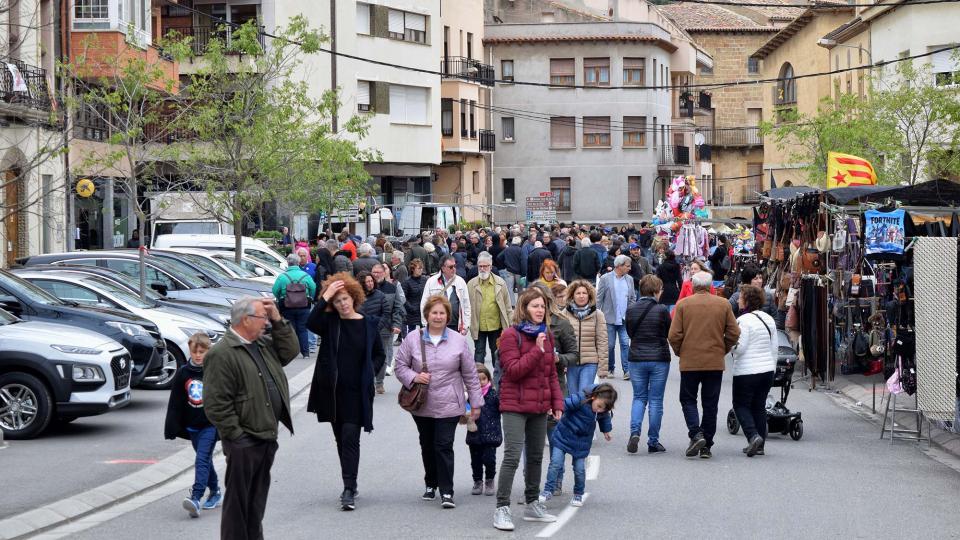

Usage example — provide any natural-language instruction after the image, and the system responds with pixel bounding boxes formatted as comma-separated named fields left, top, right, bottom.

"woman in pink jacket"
left=395, top=294, right=484, bottom=510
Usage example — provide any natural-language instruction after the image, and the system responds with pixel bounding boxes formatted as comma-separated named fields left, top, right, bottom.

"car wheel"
left=137, top=343, right=184, bottom=390
left=0, top=372, right=54, bottom=440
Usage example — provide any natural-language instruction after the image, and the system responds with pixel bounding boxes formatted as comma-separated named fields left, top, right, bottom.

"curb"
left=0, top=364, right=315, bottom=540
left=828, top=377, right=960, bottom=461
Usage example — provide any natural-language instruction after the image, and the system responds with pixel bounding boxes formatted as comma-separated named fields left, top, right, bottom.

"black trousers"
left=679, top=370, right=723, bottom=447
left=732, top=371, right=774, bottom=442
left=332, top=421, right=362, bottom=491
left=221, top=435, right=278, bottom=540
left=469, top=444, right=497, bottom=481
left=413, top=415, right=460, bottom=495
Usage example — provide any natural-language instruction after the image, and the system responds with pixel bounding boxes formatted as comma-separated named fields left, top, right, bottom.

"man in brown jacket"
left=668, top=271, right=740, bottom=459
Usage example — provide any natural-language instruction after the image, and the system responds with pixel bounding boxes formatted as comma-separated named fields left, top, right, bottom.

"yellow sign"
left=76, top=178, right=95, bottom=198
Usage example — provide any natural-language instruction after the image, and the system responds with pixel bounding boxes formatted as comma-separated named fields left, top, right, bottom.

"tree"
left=173, top=17, right=375, bottom=262
left=763, top=60, right=960, bottom=186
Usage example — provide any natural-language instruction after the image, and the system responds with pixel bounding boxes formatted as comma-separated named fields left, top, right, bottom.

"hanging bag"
left=398, top=331, right=430, bottom=412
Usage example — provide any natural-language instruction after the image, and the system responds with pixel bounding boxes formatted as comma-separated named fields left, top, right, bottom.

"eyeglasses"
left=248, top=314, right=268, bottom=321
left=443, top=264, right=456, bottom=269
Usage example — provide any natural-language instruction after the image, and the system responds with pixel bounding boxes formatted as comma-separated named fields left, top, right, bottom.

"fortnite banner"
left=864, top=209, right=905, bottom=255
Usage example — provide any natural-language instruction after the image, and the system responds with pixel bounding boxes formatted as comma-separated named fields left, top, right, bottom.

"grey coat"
left=596, top=271, right=637, bottom=326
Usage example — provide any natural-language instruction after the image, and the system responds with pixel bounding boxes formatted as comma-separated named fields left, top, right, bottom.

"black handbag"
left=398, top=331, right=429, bottom=412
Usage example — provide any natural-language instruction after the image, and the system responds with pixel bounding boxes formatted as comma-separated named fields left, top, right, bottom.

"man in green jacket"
left=203, top=297, right=300, bottom=540
left=272, top=253, right=317, bottom=358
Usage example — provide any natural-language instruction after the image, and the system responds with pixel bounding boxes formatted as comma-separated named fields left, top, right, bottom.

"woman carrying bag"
left=730, top=285, right=778, bottom=457
left=394, top=294, right=484, bottom=510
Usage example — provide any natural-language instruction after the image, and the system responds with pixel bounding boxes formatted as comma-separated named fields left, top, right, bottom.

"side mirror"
left=149, top=283, right=169, bottom=296
left=0, top=295, right=23, bottom=314
left=254, top=267, right=265, bottom=277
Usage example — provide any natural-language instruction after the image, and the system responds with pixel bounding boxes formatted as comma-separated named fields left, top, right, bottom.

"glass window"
left=83, top=276, right=154, bottom=308
left=748, top=57, right=759, bottom=74
left=550, top=59, right=575, bottom=86
left=583, top=58, right=610, bottom=87
left=74, top=0, right=108, bottom=19
left=623, top=116, right=647, bottom=147
left=356, top=3, right=371, bottom=34
left=32, top=280, right=102, bottom=306
left=550, top=178, right=571, bottom=212
left=628, top=176, right=642, bottom=212
left=357, top=80, right=371, bottom=112
left=502, top=178, right=515, bottom=202
left=441, top=98, right=453, bottom=136
left=216, top=256, right=256, bottom=278
left=623, top=57, right=646, bottom=86
left=501, top=60, right=514, bottom=82
left=180, top=254, right=233, bottom=280
left=550, top=117, right=575, bottom=148
left=776, top=63, right=797, bottom=104
left=247, top=249, right=283, bottom=269
left=582, top=116, right=610, bottom=147
left=0, top=272, right=63, bottom=305
left=502, top=117, right=515, bottom=140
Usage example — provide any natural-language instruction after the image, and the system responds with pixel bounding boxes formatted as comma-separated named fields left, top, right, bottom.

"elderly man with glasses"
left=420, top=254, right=472, bottom=336
left=467, top=252, right=513, bottom=380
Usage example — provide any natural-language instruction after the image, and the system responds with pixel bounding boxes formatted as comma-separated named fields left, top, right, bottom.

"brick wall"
left=691, top=31, right=776, bottom=128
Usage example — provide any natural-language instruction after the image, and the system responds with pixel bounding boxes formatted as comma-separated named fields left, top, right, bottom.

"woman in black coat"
left=558, top=237, right=579, bottom=284
left=401, top=259, right=429, bottom=335
left=656, top=249, right=682, bottom=311
left=357, top=271, right=392, bottom=336
left=307, top=272, right=386, bottom=511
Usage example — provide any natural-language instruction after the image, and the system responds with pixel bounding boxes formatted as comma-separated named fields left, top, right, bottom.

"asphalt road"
left=0, top=356, right=314, bottom=520
left=43, top=361, right=960, bottom=540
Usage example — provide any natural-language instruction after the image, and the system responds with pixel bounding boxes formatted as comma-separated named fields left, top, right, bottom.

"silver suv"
left=0, top=308, right=132, bottom=439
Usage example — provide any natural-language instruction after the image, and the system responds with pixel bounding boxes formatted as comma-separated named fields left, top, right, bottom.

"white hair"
left=614, top=254, right=632, bottom=268
left=359, top=243, right=374, bottom=257
left=692, top=271, right=713, bottom=290
left=230, top=297, right=260, bottom=326
left=478, top=251, right=493, bottom=264
left=581, top=238, right=591, bottom=248
left=391, top=250, right=405, bottom=262
left=286, top=253, right=300, bottom=266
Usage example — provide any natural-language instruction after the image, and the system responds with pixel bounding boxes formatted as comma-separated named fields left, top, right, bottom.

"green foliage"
left=449, top=220, right=488, bottom=233
left=253, top=230, right=283, bottom=241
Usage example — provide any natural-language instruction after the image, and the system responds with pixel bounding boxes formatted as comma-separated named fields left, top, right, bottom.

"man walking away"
left=467, top=252, right=513, bottom=383
left=203, top=298, right=300, bottom=540
left=371, top=263, right=404, bottom=392
left=597, top=255, right=636, bottom=379
left=271, top=253, right=316, bottom=359
left=573, top=237, right=601, bottom=282
left=497, top=236, right=525, bottom=305
left=668, top=272, right=740, bottom=460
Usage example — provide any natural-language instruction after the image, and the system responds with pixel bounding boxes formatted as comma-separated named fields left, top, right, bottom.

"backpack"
left=283, top=274, right=310, bottom=309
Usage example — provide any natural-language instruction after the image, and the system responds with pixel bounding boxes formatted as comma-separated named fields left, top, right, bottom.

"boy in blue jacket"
left=539, top=383, right=617, bottom=507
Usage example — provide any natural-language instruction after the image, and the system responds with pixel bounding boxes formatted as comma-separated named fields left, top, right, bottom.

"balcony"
left=696, top=144, right=712, bottom=162
left=710, top=127, right=763, bottom=148
left=659, top=144, right=690, bottom=167
left=162, top=25, right=267, bottom=56
left=679, top=91, right=711, bottom=118
left=0, top=56, right=54, bottom=118
left=743, top=182, right=762, bottom=204
left=440, top=56, right=495, bottom=87
left=479, top=129, right=496, bottom=152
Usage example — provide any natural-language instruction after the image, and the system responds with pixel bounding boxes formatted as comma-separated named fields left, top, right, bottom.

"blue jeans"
left=628, top=362, right=670, bottom=445
left=281, top=306, right=311, bottom=357
left=606, top=323, right=630, bottom=374
left=188, top=426, right=219, bottom=501
left=543, top=445, right=586, bottom=496
left=566, top=363, right=598, bottom=397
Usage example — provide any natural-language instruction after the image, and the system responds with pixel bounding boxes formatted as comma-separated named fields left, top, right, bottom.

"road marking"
left=535, top=493, right=590, bottom=538
left=586, top=455, right=599, bottom=480
left=104, top=459, right=159, bottom=465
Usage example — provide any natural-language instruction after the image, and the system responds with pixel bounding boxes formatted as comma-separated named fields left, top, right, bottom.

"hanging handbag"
left=398, top=331, right=430, bottom=412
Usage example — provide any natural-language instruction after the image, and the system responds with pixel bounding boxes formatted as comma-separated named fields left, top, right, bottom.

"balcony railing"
left=710, top=126, right=763, bottom=147
left=479, top=129, right=496, bottom=152
left=696, top=144, right=712, bottom=162
left=162, top=25, right=267, bottom=56
left=440, top=56, right=495, bottom=86
left=679, top=91, right=711, bottom=118
left=658, top=144, right=691, bottom=167
left=0, top=56, right=53, bottom=112
left=743, top=181, right=762, bottom=204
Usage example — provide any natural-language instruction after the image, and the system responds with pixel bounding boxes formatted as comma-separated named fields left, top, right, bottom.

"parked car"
left=15, top=269, right=226, bottom=389
left=152, top=234, right=287, bottom=270
left=18, top=252, right=251, bottom=308
left=146, top=249, right=274, bottom=294
left=16, top=264, right=232, bottom=328
left=216, top=252, right=283, bottom=280
left=0, top=307, right=133, bottom=439
left=161, top=247, right=275, bottom=286
left=0, top=270, right=166, bottom=389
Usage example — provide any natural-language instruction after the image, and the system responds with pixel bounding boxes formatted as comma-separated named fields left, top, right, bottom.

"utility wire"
left=661, top=0, right=960, bottom=8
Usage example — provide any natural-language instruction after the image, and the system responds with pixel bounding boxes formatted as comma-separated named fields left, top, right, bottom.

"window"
left=623, top=57, right=645, bottom=86
left=466, top=32, right=473, bottom=59
left=502, top=117, right=515, bottom=141
left=700, top=64, right=713, bottom=75
left=75, top=0, right=108, bottom=19
left=460, top=98, right=467, bottom=136
left=628, top=176, right=642, bottom=212
left=389, top=85, right=429, bottom=125
left=502, top=178, right=515, bottom=202
left=931, top=46, right=960, bottom=86
left=33, top=280, right=102, bottom=306
left=472, top=171, right=480, bottom=194
left=356, top=3, right=371, bottom=34
left=550, top=117, right=575, bottom=148
left=388, top=9, right=427, bottom=43
left=582, top=116, right=610, bottom=147
left=501, top=60, right=514, bottom=82
left=776, top=63, right=797, bottom=105
left=469, top=101, right=476, bottom=137
left=550, top=178, right=571, bottom=212
left=652, top=59, right=658, bottom=87
left=653, top=117, right=658, bottom=147
left=441, top=98, right=453, bottom=136
left=748, top=57, right=759, bottom=74
left=623, top=116, right=647, bottom=147
left=550, top=58, right=575, bottom=86
left=747, top=108, right=762, bottom=126
left=584, top=58, right=610, bottom=87
left=357, top=81, right=371, bottom=112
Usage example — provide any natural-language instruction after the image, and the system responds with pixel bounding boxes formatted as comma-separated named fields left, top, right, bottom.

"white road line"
left=586, top=455, right=600, bottom=481
left=535, top=493, right=590, bottom=538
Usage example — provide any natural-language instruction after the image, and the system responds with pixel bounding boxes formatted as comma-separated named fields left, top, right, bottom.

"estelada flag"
left=826, top=151, right=877, bottom=188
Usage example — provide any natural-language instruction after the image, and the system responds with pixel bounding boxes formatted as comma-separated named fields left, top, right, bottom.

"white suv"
left=0, top=308, right=132, bottom=439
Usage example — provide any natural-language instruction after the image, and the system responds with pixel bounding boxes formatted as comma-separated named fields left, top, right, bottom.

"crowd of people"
left=163, top=222, right=782, bottom=538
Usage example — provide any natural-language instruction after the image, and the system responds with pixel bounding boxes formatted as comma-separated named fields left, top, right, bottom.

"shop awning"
left=824, top=179, right=960, bottom=206
left=763, top=186, right=819, bottom=199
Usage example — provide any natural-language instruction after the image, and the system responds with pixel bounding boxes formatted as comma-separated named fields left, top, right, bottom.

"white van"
left=151, top=234, right=288, bottom=270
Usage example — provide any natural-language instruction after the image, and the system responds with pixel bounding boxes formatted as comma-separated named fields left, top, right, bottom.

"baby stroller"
left=727, top=329, right=804, bottom=441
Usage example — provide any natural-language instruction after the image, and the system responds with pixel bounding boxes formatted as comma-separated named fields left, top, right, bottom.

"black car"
left=0, top=270, right=167, bottom=389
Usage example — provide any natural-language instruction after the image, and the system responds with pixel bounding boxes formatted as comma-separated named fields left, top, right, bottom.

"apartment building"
left=1, top=0, right=67, bottom=265
left=485, top=0, right=710, bottom=224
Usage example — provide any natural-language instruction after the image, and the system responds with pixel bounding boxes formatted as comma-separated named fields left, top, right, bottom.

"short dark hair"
left=639, top=274, right=663, bottom=297
left=587, top=383, right=618, bottom=411
left=740, top=264, right=761, bottom=285
left=439, top=254, right=456, bottom=269
left=739, top=284, right=765, bottom=313
left=589, top=231, right=601, bottom=243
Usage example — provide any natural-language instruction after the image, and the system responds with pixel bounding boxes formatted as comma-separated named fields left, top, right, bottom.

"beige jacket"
left=466, top=273, right=513, bottom=340
left=562, top=305, right=609, bottom=377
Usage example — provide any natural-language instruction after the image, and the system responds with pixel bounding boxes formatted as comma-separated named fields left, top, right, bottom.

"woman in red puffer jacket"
left=492, top=288, right=565, bottom=531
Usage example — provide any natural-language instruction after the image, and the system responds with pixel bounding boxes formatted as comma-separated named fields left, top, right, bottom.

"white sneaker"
left=493, top=506, right=515, bottom=531
left=386, top=364, right=394, bottom=376
left=570, top=494, right=584, bottom=507
left=523, top=500, right=557, bottom=522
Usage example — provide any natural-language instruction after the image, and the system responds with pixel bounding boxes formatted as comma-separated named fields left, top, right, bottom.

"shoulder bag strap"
left=419, top=330, right=429, bottom=373
left=750, top=312, right=772, bottom=340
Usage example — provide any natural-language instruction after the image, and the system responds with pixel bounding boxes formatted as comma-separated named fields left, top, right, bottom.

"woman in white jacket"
left=730, top=285, right=778, bottom=457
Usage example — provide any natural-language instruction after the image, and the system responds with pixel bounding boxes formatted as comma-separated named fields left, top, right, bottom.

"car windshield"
left=180, top=254, right=234, bottom=280
left=0, top=271, right=64, bottom=306
left=0, top=307, right=18, bottom=325
left=214, top=256, right=257, bottom=278
left=82, top=276, right=155, bottom=309
left=155, top=222, right=235, bottom=235
left=150, top=258, right=209, bottom=288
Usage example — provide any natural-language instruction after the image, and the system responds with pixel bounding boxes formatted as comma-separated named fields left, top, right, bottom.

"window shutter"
left=405, top=12, right=426, bottom=31
left=389, top=84, right=405, bottom=123
left=551, top=117, right=575, bottom=147
left=356, top=3, right=370, bottom=34
left=930, top=47, right=956, bottom=73
left=551, top=59, right=574, bottom=76
left=357, top=81, right=370, bottom=105
left=623, top=57, right=645, bottom=69
left=388, top=9, right=404, bottom=33
left=406, top=86, right=428, bottom=124
left=583, top=57, right=608, bottom=68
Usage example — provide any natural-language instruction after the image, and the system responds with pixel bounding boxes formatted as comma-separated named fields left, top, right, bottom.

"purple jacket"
left=395, top=328, right=484, bottom=419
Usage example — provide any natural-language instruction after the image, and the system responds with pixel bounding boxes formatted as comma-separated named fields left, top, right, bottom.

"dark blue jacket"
left=499, top=244, right=523, bottom=275
left=465, top=387, right=502, bottom=447
left=548, top=386, right=612, bottom=459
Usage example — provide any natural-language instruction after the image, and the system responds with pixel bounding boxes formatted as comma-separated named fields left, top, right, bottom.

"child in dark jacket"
left=164, top=333, right=221, bottom=518
left=539, top=384, right=617, bottom=508
left=466, top=364, right=502, bottom=496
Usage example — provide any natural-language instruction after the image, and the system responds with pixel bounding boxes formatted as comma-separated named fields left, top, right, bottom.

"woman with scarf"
left=562, top=279, right=609, bottom=389
left=535, top=259, right=567, bottom=289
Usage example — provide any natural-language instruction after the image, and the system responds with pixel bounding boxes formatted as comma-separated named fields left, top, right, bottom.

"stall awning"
left=824, top=179, right=960, bottom=206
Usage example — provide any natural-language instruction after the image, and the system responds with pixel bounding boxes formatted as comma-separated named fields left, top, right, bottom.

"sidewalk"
left=827, top=372, right=960, bottom=459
